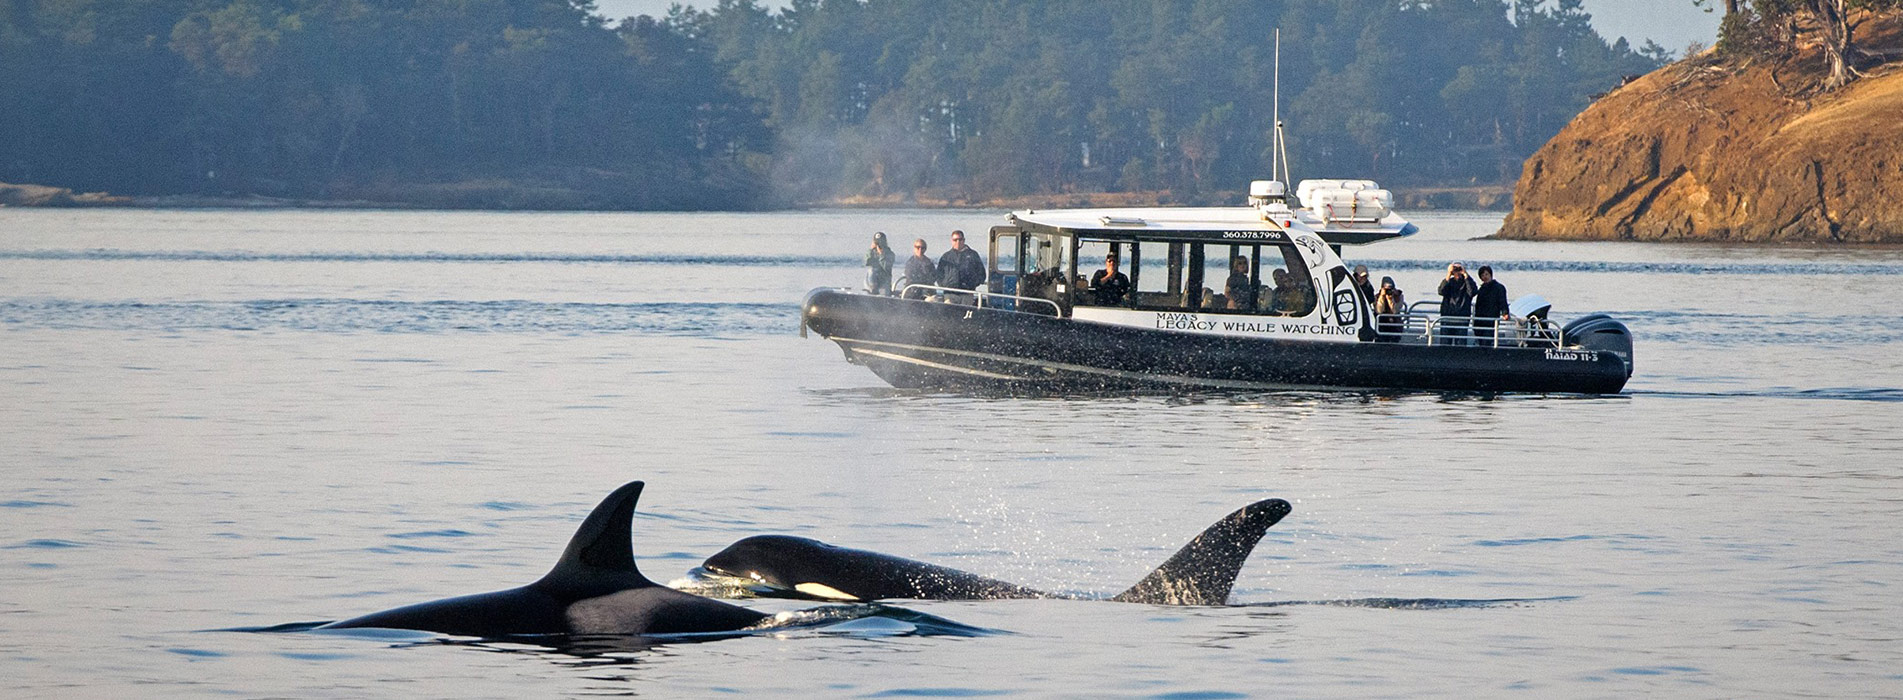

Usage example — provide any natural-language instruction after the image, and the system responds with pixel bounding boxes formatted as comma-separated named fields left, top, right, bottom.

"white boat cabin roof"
left=1009, top=206, right=1290, bottom=235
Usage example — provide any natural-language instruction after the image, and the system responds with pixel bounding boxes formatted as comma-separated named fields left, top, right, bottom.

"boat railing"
left=897, top=284, right=1064, bottom=317
left=1376, top=303, right=1565, bottom=348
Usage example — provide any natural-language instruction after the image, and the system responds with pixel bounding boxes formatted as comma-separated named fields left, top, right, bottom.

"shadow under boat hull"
left=801, top=288, right=1630, bottom=394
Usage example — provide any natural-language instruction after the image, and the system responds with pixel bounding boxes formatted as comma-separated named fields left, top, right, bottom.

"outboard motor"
left=1561, top=313, right=1634, bottom=378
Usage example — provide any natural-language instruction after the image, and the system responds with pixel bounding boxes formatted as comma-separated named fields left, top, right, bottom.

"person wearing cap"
left=1090, top=250, right=1131, bottom=306
left=1351, top=264, right=1375, bottom=302
left=864, top=231, right=895, bottom=295
left=1438, top=262, right=1478, bottom=345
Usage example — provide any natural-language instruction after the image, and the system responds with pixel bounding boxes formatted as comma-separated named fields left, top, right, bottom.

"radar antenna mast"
left=1272, top=28, right=1292, bottom=186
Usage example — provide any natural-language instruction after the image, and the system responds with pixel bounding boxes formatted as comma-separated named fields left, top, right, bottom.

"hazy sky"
left=593, top=0, right=1721, bottom=56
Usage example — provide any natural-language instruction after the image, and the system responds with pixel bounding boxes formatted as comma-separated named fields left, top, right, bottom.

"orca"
left=322, top=481, right=768, bottom=637
left=695, top=498, right=1291, bottom=606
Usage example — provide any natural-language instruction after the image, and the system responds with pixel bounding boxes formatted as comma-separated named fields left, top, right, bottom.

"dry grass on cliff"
left=1500, top=14, right=1903, bottom=244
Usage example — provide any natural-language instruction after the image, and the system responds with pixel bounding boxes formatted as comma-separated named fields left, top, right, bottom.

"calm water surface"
left=2, top=208, right=1900, bottom=697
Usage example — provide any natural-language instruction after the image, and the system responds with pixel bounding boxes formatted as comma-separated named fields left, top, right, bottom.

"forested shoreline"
left=1, top=0, right=1668, bottom=209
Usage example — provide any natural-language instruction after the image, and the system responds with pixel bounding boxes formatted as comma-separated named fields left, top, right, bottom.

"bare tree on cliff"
left=1703, top=0, right=1903, bottom=89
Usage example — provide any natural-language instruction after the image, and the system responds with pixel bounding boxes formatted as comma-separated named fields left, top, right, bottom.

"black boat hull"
left=800, top=288, right=1630, bottom=394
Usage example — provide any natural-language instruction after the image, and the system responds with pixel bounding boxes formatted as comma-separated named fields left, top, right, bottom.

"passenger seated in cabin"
left=1268, top=269, right=1314, bottom=316
left=1089, top=252, right=1130, bottom=306
left=1373, top=276, right=1406, bottom=342
left=1225, top=256, right=1254, bottom=310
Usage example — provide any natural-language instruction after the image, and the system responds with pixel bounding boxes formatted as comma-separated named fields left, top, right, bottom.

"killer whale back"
left=322, top=480, right=768, bottom=636
left=700, top=497, right=1292, bottom=606
left=1111, top=498, right=1292, bottom=605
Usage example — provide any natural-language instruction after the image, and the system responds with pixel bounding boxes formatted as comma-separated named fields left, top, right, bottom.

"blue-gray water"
left=2, top=208, right=1900, bottom=697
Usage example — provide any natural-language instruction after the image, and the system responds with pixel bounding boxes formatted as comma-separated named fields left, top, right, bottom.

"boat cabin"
left=983, top=201, right=1379, bottom=343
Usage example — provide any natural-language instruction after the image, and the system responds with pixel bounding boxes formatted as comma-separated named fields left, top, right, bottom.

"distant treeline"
left=0, top=0, right=1668, bottom=208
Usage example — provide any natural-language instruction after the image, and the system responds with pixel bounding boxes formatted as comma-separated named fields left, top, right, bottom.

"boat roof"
left=1008, top=205, right=1415, bottom=246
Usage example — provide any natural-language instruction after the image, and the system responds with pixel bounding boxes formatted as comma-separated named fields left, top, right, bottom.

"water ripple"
left=0, top=249, right=846, bottom=267
left=0, top=298, right=799, bottom=335
left=1362, top=258, right=1903, bottom=276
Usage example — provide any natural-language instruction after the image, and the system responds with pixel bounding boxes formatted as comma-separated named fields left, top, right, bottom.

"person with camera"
left=864, top=231, right=895, bottom=295
left=1373, top=276, right=1407, bottom=342
left=1437, top=262, right=1478, bottom=345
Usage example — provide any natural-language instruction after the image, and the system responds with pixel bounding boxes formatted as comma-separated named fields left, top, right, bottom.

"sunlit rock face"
left=1500, top=17, right=1903, bottom=244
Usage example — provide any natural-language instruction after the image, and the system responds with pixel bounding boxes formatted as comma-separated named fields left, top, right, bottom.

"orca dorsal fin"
left=542, top=481, right=649, bottom=583
left=1111, top=498, right=1291, bottom=606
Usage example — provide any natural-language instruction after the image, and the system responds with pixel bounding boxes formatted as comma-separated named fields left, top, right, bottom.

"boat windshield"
left=1071, top=238, right=1314, bottom=317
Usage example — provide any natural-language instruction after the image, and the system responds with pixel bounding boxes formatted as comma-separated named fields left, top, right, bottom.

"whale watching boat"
left=801, top=31, right=1629, bottom=394
left=799, top=178, right=1634, bottom=394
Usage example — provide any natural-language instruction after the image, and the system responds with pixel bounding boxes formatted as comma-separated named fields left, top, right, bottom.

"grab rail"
left=1375, top=311, right=1565, bottom=348
left=897, top=283, right=1063, bottom=317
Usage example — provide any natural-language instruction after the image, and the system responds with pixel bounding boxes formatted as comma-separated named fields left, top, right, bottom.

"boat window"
left=990, top=227, right=1020, bottom=278
left=1262, top=244, right=1317, bottom=316
left=1132, top=241, right=1187, bottom=310
left=1029, top=232, right=1064, bottom=275
left=1197, top=244, right=1246, bottom=312
left=1075, top=240, right=1130, bottom=307
left=1210, top=245, right=1259, bottom=313
left=1010, top=231, right=1072, bottom=310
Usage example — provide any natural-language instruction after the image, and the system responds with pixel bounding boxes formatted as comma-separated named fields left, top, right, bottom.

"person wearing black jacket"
left=936, top=230, right=985, bottom=303
left=1091, top=252, right=1131, bottom=306
left=1437, top=262, right=1478, bottom=345
left=902, top=238, right=936, bottom=300
left=1472, top=265, right=1509, bottom=345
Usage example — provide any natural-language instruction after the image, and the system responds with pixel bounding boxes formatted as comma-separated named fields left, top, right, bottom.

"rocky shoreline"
left=1499, top=17, right=1903, bottom=244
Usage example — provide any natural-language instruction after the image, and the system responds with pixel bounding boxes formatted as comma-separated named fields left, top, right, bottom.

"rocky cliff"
left=1499, top=18, right=1903, bottom=243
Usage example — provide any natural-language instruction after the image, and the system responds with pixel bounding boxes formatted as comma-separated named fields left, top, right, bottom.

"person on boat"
left=902, top=238, right=936, bottom=300
left=1090, top=251, right=1131, bottom=306
left=1225, top=256, right=1255, bottom=310
left=1472, top=265, right=1509, bottom=345
left=1438, top=262, right=1478, bottom=345
left=1373, top=276, right=1406, bottom=342
left=1269, top=269, right=1312, bottom=315
left=1352, top=265, right=1375, bottom=302
left=936, top=230, right=985, bottom=303
left=864, top=232, right=895, bottom=295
